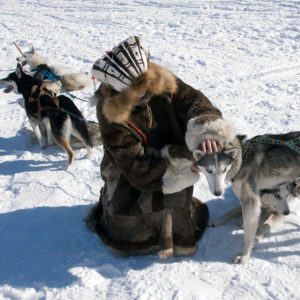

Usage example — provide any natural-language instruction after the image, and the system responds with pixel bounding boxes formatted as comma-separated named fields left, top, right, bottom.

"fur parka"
left=86, top=63, right=235, bottom=256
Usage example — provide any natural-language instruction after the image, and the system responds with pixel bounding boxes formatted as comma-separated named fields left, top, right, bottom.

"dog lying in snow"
left=16, top=46, right=94, bottom=94
left=208, top=179, right=300, bottom=241
left=0, top=64, right=93, bottom=169
left=192, top=131, right=300, bottom=263
left=255, top=179, right=300, bottom=243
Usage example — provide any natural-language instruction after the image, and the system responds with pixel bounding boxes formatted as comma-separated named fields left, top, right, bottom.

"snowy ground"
left=0, top=0, right=300, bottom=299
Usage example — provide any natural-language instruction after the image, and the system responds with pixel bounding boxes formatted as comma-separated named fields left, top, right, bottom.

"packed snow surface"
left=0, top=0, right=299, bottom=299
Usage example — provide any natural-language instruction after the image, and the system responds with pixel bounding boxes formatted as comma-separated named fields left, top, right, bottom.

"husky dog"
left=17, top=99, right=102, bottom=148
left=19, top=120, right=102, bottom=149
left=16, top=46, right=93, bottom=94
left=193, top=132, right=300, bottom=263
left=209, top=178, right=300, bottom=229
left=255, top=179, right=300, bottom=242
left=18, top=97, right=101, bottom=148
left=0, top=64, right=93, bottom=169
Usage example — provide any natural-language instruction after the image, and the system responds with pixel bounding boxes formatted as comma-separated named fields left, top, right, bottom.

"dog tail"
left=58, top=95, right=93, bottom=147
left=60, top=72, right=93, bottom=91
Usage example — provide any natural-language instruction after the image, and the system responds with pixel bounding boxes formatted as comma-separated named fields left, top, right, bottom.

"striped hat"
left=92, top=36, right=150, bottom=92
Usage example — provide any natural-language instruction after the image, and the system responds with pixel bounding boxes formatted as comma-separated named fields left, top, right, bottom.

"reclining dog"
left=16, top=46, right=93, bottom=94
left=192, top=131, right=300, bottom=263
left=0, top=64, right=93, bottom=169
left=256, top=179, right=300, bottom=243
left=208, top=179, right=300, bottom=242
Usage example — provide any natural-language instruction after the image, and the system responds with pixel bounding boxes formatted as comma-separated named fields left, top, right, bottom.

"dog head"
left=16, top=46, right=41, bottom=68
left=260, top=184, right=290, bottom=215
left=193, top=147, right=238, bottom=196
left=0, top=64, right=37, bottom=94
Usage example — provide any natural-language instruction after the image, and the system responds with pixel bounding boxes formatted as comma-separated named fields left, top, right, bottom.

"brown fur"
left=53, top=137, right=74, bottom=170
left=87, top=61, right=222, bottom=256
left=102, top=63, right=178, bottom=123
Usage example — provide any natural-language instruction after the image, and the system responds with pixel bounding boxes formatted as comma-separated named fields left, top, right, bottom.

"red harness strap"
left=170, top=92, right=174, bottom=102
left=124, top=93, right=174, bottom=147
left=125, top=120, right=148, bottom=146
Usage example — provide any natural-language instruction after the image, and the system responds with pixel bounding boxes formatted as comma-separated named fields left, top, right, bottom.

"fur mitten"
left=161, top=145, right=199, bottom=194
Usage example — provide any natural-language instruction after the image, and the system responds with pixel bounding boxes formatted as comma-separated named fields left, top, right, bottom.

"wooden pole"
left=13, top=41, right=23, bottom=55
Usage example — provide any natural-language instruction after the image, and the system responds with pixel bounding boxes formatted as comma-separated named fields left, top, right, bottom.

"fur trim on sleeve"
left=102, top=62, right=177, bottom=123
left=185, top=117, right=237, bottom=151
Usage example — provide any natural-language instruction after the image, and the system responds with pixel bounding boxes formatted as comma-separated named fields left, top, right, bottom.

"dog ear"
left=193, top=149, right=206, bottom=161
left=224, top=147, right=238, bottom=158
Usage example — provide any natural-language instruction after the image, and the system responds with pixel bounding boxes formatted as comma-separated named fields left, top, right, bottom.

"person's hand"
left=190, top=140, right=224, bottom=172
left=200, top=139, right=223, bottom=154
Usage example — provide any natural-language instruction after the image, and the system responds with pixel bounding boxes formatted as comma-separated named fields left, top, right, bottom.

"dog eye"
left=222, top=168, right=227, bottom=173
left=206, top=168, right=212, bottom=174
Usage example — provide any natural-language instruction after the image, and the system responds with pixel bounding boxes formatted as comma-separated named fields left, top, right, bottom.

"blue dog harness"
left=32, top=64, right=60, bottom=82
left=242, top=136, right=300, bottom=154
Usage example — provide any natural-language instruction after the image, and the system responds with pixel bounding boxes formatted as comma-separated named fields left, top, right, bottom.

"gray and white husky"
left=255, top=179, right=300, bottom=243
left=16, top=46, right=93, bottom=94
left=208, top=179, right=300, bottom=236
left=193, top=132, right=300, bottom=263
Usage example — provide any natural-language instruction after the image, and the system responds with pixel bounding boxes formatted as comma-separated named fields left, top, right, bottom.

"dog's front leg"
left=29, top=117, right=46, bottom=148
left=232, top=185, right=261, bottom=264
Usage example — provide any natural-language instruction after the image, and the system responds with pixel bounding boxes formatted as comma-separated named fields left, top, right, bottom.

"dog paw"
left=158, top=248, right=174, bottom=259
left=62, top=163, right=70, bottom=171
left=232, top=255, right=249, bottom=264
left=173, top=245, right=197, bottom=256
left=255, top=236, right=263, bottom=245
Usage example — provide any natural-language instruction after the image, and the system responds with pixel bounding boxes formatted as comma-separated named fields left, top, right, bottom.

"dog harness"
left=32, top=64, right=60, bottom=82
left=29, top=83, right=60, bottom=120
left=123, top=92, right=176, bottom=147
left=242, top=136, right=300, bottom=155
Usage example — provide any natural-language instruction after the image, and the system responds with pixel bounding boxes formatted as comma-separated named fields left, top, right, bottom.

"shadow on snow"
left=0, top=203, right=298, bottom=290
left=0, top=205, right=109, bottom=289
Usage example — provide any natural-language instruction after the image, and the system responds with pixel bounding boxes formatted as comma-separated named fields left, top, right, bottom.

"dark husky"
left=0, top=64, right=93, bottom=169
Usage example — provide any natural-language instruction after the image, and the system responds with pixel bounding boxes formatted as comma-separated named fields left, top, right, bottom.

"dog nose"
left=283, top=209, right=290, bottom=216
left=214, top=191, right=222, bottom=196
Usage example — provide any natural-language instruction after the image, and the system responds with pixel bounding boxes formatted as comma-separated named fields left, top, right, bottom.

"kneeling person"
left=86, top=36, right=235, bottom=257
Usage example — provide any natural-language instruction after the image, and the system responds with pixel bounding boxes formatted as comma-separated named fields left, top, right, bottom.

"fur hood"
left=100, top=62, right=178, bottom=123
